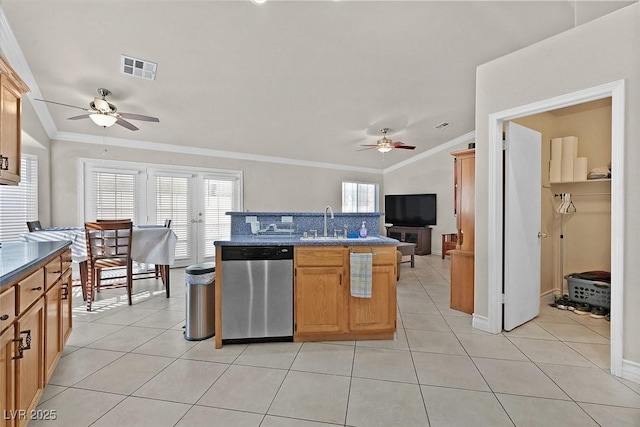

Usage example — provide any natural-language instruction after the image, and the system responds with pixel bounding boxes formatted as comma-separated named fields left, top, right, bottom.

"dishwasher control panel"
left=221, top=246, right=293, bottom=261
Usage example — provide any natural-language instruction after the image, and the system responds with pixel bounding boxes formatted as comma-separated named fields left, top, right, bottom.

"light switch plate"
left=281, top=216, right=293, bottom=223
left=245, top=216, right=258, bottom=223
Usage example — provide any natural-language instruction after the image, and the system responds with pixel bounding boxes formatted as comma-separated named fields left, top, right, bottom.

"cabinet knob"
left=538, top=232, right=548, bottom=238
left=32, top=286, right=43, bottom=291
left=0, top=314, right=8, bottom=321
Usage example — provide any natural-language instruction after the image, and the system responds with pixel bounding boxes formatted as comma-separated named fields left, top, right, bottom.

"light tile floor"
left=31, top=256, right=640, bottom=427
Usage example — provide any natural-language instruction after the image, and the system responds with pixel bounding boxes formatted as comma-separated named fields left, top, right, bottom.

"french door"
left=83, top=161, right=242, bottom=267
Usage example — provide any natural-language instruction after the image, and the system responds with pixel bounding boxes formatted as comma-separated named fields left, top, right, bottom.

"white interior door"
left=504, top=121, right=542, bottom=331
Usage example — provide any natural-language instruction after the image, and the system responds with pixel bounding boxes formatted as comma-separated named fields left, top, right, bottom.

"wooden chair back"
left=163, top=219, right=172, bottom=228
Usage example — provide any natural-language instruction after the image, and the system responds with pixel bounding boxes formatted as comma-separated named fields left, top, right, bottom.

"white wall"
left=383, top=139, right=472, bottom=255
left=475, top=5, right=639, bottom=362
left=50, top=140, right=384, bottom=228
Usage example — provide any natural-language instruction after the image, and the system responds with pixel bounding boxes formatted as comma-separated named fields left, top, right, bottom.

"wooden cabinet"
left=0, top=56, right=29, bottom=186
left=1, top=325, right=15, bottom=427
left=387, top=226, right=432, bottom=255
left=348, top=246, right=396, bottom=332
left=294, top=245, right=396, bottom=342
left=0, top=246, right=71, bottom=426
left=15, top=300, right=44, bottom=427
left=450, top=149, right=475, bottom=314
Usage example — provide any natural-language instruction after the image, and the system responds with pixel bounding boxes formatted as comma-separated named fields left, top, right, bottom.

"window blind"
left=92, top=171, right=137, bottom=221
left=203, top=178, right=233, bottom=257
left=0, top=154, right=38, bottom=241
left=155, top=175, right=191, bottom=260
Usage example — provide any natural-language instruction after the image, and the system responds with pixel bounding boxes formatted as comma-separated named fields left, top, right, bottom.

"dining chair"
left=26, top=220, right=43, bottom=232
left=155, top=219, right=172, bottom=280
left=84, top=220, right=133, bottom=311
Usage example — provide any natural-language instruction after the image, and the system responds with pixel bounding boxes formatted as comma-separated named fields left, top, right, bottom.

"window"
left=0, top=154, right=38, bottom=241
left=342, top=181, right=378, bottom=212
left=82, top=159, right=242, bottom=265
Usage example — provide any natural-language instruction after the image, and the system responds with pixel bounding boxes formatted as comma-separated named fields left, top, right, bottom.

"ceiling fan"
left=359, top=128, right=416, bottom=153
left=35, top=88, right=159, bottom=131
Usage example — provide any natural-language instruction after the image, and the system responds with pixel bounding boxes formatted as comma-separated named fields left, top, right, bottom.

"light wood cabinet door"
left=0, top=75, right=22, bottom=185
left=1, top=325, right=15, bottom=427
left=348, top=246, right=396, bottom=332
left=44, top=282, right=62, bottom=383
left=295, top=266, right=345, bottom=334
left=15, top=299, right=44, bottom=427
left=61, top=271, right=72, bottom=344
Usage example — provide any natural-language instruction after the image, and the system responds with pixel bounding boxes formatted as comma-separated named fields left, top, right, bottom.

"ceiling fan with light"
left=35, top=88, right=159, bottom=131
left=359, top=128, right=416, bottom=153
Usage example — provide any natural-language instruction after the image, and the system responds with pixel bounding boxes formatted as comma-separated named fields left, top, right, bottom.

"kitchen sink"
left=299, top=236, right=383, bottom=241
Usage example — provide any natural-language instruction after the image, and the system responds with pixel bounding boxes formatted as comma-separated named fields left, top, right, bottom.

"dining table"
left=21, top=225, right=178, bottom=298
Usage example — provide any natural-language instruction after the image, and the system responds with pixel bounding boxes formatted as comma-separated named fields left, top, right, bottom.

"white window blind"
left=203, top=178, right=233, bottom=257
left=155, top=175, right=191, bottom=260
left=92, top=171, right=137, bottom=221
left=0, top=154, right=38, bottom=242
left=342, top=181, right=378, bottom=213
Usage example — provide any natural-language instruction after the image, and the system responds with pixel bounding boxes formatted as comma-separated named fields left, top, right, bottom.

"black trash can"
left=184, top=262, right=216, bottom=341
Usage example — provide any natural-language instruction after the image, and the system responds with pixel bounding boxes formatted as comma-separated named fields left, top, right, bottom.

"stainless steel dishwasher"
left=220, top=245, right=293, bottom=342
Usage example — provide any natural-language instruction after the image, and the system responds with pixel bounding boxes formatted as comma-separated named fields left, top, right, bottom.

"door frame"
left=485, top=80, right=625, bottom=377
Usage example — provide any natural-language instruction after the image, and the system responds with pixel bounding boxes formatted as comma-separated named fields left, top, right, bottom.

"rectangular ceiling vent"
left=121, top=55, right=157, bottom=81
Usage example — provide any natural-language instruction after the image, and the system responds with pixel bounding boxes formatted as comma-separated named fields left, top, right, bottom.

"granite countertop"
left=214, top=235, right=399, bottom=247
left=0, top=241, right=72, bottom=290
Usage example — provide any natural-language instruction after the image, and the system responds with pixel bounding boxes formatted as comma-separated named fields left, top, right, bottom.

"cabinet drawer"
left=349, top=246, right=396, bottom=265
left=0, top=286, right=16, bottom=330
left=45, top=256, right=62, bottom=290
left=17, top=269, right=44, bottom=314
left=61, top=249, right=72, bottom=273
left=295, top=247, right=345, bottom=267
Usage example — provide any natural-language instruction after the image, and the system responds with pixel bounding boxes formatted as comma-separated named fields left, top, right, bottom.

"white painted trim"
left=0, top=7, right=57, bottom=138
left=383, top=131, right=475, bottom=174
left=472, top=314, right=490, bottom=333
left=609, top=81, right=625, bottom=377
left=54, top=131, right=384, bottom=175
left=622, top=359, right=640, bottom=385
left=486, top=80, right=625, bottom=377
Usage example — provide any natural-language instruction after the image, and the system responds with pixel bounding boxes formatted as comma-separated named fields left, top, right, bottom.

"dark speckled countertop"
left=0, top=241, right=71, bottom=290
left=214, top=235, right=399, bottom=247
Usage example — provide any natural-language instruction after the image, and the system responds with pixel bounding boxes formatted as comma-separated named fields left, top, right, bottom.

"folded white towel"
left=350, top=252, right=373, bottom=298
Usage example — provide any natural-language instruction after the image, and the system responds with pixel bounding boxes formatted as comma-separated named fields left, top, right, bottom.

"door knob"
left=538, top=232, right=548, bottom=238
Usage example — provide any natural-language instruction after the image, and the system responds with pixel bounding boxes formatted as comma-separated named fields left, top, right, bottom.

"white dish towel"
left=350, top=252, right=373, bottom=298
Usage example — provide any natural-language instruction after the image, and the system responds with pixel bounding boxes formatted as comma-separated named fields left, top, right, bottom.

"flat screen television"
left=384, top=193, right=437, bottom=227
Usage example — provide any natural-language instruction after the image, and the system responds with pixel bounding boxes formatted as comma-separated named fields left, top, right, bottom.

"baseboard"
left=472, top=314, right=493, bottom=333
left=540, top=290, right=556, bottom=306
left=622, top=358, right=640, bottom=385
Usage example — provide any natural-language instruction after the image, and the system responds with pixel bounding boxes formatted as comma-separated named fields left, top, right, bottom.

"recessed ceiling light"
left=251, top=0, right=267, bottom=4
left=434, top=122, right=450, bottom=129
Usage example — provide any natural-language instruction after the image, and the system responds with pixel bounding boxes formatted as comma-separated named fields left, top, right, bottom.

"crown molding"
left=383, top=130, right=476, bottom=174
left=53, top=131, right=384, bottom=174
left=0, top=7, right=57, bottom=138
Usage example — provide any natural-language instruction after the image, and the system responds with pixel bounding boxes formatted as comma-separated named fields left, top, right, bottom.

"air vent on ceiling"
left=434, top=122, right=450, bottom=129
left=121, top=55, right=157, bottom=81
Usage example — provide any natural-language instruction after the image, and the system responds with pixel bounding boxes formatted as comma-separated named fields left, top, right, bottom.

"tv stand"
left=387, top=226, right=432, bottom=255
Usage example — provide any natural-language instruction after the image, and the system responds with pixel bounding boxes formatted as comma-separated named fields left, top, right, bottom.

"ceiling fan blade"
left=392, top=142, right=416, bottom=149
left=115, top=118, right=139, bottom=131
left=118, top=112, right=160, bottom=122
left=34, top=98, right=89, bottom=111
left=360, top=144, right=379, bottom=147
left=67, top=114, right=91, bottom=120
left=357, top=147, right=377, bottom=151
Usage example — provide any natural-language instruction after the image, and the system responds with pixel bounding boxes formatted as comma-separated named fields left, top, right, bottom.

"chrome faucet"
left=323, top=205, right=334, bottom=237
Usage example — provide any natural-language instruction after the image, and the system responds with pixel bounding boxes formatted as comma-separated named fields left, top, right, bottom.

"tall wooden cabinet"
left=450, top=149, right=475, bottom=314
left=0, top=56, right=29, bottom=186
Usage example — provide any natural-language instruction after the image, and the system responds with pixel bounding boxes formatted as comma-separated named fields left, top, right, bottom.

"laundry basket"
left=566, top=271, right=611, bottom=309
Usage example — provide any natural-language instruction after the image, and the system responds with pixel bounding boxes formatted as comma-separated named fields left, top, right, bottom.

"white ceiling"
left=1, top=0, right=634, bottom=170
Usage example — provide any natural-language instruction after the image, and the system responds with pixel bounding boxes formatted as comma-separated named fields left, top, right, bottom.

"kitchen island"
left=1, top=241, right=73, bottom=427
left=213, top=211, right=399, bottom=349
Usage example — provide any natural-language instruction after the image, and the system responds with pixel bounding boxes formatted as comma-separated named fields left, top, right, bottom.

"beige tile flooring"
left=31, top=256, right=640, bottom=427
